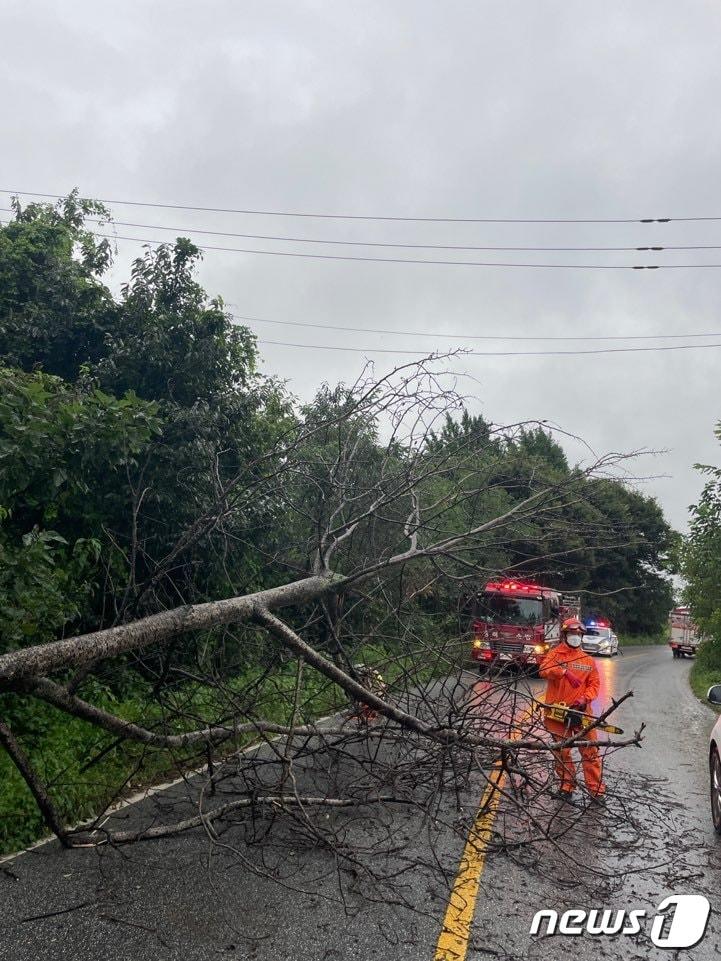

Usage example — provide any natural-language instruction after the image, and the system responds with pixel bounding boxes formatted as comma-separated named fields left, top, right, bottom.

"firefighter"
left=539, top=616, right=606, bottom=804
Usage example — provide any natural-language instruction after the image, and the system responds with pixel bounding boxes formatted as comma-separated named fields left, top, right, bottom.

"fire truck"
left=668, top=606, right=702, bottom=658
left=464, top=579, right=571, bottom=672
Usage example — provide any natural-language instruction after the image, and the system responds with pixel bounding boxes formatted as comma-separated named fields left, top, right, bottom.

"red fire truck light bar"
left=486, top=580, right=538, bottom=593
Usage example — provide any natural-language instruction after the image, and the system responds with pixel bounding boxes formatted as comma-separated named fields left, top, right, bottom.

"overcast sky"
left=4, top=1, right=721, bottom=530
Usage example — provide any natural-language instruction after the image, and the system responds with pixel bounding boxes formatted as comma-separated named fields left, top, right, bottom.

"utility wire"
left=1, top=206, right=717, bottom=253
left=231, top=313, right=721, bottom=342
left=75, top=230, right=721, bottom=269
left=257, top=339, right=721, bottom=356
left=1, top=187, right=717, bottom=224
left=4, top=202, right=720, bottom=334
left=3, top=198, right=718, bottom=351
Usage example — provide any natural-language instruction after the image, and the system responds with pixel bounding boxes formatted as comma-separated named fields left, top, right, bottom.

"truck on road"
left=668, top=606, right=702, bottom=658
left=463, top=579, right=567, bottom=672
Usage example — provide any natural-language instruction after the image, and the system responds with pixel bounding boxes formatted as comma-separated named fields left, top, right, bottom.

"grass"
left=690, top=661, right=721, bottom=704
left=618, top=632, right=667, bottom=647
left=0, top=664, right=346, bottom=857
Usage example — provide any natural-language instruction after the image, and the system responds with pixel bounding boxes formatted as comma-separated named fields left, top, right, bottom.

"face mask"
left=565, top=634, right=582, bottom=648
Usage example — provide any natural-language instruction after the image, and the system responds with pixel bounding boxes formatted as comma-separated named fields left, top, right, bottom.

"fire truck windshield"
left=477, top=592, right=544, bottom=626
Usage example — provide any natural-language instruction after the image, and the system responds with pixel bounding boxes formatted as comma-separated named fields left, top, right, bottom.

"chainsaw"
left=540, top=701, right=624, bottom=735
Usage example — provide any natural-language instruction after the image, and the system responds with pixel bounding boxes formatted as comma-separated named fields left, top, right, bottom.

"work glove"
left=563, top=670, right=582, bottom=690
left=566, top=708, right=586, bottom=731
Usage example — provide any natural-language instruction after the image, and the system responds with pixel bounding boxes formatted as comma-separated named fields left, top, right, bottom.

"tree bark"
left=0, top=720, right=68, bottom=846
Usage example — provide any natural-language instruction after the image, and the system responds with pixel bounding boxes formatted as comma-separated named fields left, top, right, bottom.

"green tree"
left=96, top=239, right=256, bottom=406
left=683, top=426, right=721, bottom=669
left=0, top=196, right=293, bottom=620
left=0, top=193, right=115, bottom=381
left=0, top=366, right=160, bottom=653
left=424, top=413, right=675, bottom=633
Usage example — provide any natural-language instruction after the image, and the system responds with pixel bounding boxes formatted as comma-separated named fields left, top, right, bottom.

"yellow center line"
left=433, top=706, right=531, bottom=961
left=433, top=649, right=649, bottom=958
left=433, top=763, right=507, bottom=961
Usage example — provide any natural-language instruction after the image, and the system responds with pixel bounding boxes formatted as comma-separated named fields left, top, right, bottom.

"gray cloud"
left=4, top=0, right=721, bottom=529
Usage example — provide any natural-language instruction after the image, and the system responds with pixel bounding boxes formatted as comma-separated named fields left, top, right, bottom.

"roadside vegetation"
left=0, top=655, right=348, bottom=853
left=0, top=194, right=676, bottom=856
left=689, top=660, right=721, bottom=706
left=618, top=633, right=667, bottom=648
left=681, top=425, right=721, bottom=705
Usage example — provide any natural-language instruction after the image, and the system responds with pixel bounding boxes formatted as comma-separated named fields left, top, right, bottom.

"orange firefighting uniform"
left=539, top=641, right=605, bottom=796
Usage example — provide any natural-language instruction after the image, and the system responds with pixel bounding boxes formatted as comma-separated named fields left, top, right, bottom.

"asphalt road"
left=2, top=646, right=720, bottom=960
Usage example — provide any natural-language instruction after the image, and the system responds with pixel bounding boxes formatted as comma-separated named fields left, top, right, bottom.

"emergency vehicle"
left=464, top=579, right=567, bottom=671
left=581, top=617, right=619, bottom=656
left=668, top=606, right=702, bottom=658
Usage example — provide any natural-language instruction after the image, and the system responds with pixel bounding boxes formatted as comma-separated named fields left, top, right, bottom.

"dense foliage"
left=683, top=426, right=721, bottom=676
left=424, top=412, right=675, bottom=634
left=0, top=367, right=160, bottom=654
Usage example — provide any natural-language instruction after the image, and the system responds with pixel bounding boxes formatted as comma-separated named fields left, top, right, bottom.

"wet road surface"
left=2, top=646, right=719, bottom=960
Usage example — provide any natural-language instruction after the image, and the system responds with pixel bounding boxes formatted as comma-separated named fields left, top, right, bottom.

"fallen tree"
left=0, top=359, right=648, bottom=896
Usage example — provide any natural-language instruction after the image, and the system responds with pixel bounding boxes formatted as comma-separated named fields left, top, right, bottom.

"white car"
left=581, top=624, right=619, bottom=657
left=708, top=685, right=721, bottom=833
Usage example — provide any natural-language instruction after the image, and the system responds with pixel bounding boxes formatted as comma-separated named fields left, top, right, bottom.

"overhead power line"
left=231, top=313, right=721, bottom=342
left=1, top=206, right=717, bottom=253
left=79, top=231, right=721, bottom=270
left=258, top=339, right=721, bottom=356
left=2, top=187, right=720, bottom=224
